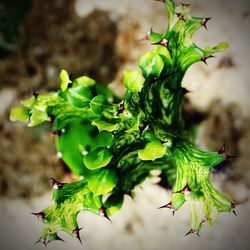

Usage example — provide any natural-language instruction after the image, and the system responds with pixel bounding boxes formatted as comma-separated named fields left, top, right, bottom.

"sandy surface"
left=0, top=180, right=249, bottom=250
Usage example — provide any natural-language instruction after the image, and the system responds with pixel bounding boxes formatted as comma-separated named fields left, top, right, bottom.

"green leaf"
left=90, top=95, right=107, bottom=114
left=88, top=168, right=117, bottom=195
left=149, top=31, right=162, bottom=43
left=10, top=107, right=29, bottom=122
left=28, top=108, right=51, bottom=126
left=20, top=96, right=35, bottom=108
left=123, top=70, right=143, bottom=93
left=138, top=140, right=166, bottom=161
left=60, top=69, right=72, bottom=91
left=83, top=192, right=102, bottom=214
left=139, top=51, right=164, bottom=78
left=56, top=122, right=91, bottom=175
left=83, top=147, right=113, bottom=170
left=74, top=76, right=96, bottom=87
left=92, top=120, right=117, bottom=132
left=204, top=42, right=229, bottom=57
left=152, top=46, right=172, bottom=66
left=66, top=85, right=93, bottom=108
left=104, top=192, right=124, bottom=216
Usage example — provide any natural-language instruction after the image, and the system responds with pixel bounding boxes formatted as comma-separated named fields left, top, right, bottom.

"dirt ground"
left=0, top=0, right=249, bottom=250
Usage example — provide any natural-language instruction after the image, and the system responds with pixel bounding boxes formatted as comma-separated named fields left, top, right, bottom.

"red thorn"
left=185, top=229, right=200, bottom=237
left=201, top=17, right=211, bottom=30
left=99, top=207, right=112, bottom=223
left=50, top=178, right=63, bottom=190
left=138, top=34, right=149, bottom=41
left=160, top=39, right=168, bottom=46
left=176, top=12, right=185, bottom=21
left=158, top=201, right=172, bottom=209
left=152, top=38, right=169, bottom=47
left=31, top=212, right=45, bottom=221
left=218, top=144, right=226, bottom=156
left=231, top=202, right=238, bottom=209
left=174, top=184, right=191, bottom=195
left=72, top=227, right=83, bottom=244
left=117, top=102, right=125, bottom=114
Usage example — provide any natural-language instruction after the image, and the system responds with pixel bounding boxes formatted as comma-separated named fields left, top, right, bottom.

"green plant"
left=10, top=0, right=237, bottom=245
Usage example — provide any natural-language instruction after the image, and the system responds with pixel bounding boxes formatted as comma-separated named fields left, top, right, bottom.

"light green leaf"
left=149, top=31, right=162, bottom=43
left=74, top=76, right=96, bottom=87
left=28, top=108, right=51, bottom=126
left=204, top=42, right=229, bottom=56
left=138, top=140, right=166, bottom=161
left=60, top=69, right=72, bottom=91
left=20, top=96, right=35, bottom=108
left=123, top=70, right=143, bottom=93
left=83, top=192, right=102, bottom=214
left=88, top=168, right=117, bottom=195
left=10, top=107, right=29, bottom=122
left=139, top=51, right=164, bottom=78
left=83, top=147, right=113, bottom=170
left=152, top=46, right=172, bottom=66
left=92, top=120, right=117, bottom=132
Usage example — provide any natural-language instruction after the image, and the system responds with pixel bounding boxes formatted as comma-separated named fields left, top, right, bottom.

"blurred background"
left=0, top=0, right=249, bottom=249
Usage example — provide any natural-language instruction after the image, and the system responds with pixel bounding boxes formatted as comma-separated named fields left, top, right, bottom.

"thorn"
left=218, top=143, right=226, bottom=156
left=152, top=38, right=169, bottom=47
left=72, top=227, right=83, bottom=244
left=176, top=12, right=185, bottom=21
left=182, top=87, right=190, bottom=94
left=50, top=178, right=63, bottom=190
left=232, top=210, right=237, bottom=216
left=218, top=144, right=236, bottom=160
left=174, top=184, right=191, bottom=195
left=231, top=202, right=237, bottom=209
left=138, top=35, right=149, bottom=41
left=200, top=218, right=207, bottom=225
left=138, top=27, right=153, bottom=42
left=201, top=55, right=214, bottom=64
left=181, top=3, right=191, bottom=7
left=35, top=237, right=47, bottom=246
left=117, top=102, right=125, bottom=114
left=31, top=212, right=45, bottom=221
left=185, top=229, right=195, bottom=236
left=158, top=201, right=172, bottom=209
left=196, top=232, right=200, bottom=237
left=172, top=210, right=175, bottom=216
left=99, top=207, right=112, bottom=223
left=201, top=17, right=211, bottom=30
left=55, top=235, right=65, bottom=243
left=154, top=0, right=165, bottom=3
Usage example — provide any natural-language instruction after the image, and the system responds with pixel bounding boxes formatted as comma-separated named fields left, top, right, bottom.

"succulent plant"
left=10, top=0, right=238, bottom=245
